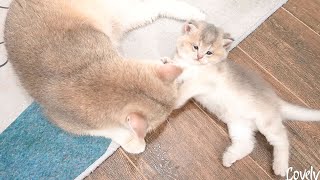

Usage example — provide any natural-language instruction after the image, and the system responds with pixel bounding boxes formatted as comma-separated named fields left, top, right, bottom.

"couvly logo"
left=286, top=166, right=319, bottom=180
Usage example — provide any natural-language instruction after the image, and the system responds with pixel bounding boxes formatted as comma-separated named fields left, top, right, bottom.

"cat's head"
left=176, top=20, right=234, bottom=65
left=119, top=63, right=183, bottom=139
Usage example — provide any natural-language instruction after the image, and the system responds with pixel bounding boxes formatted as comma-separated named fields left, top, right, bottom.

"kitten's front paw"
left=176, top=75, right=184, bottom=85
left=273, top=160, right=288, bottom=177
left=121, top=138, right=146, bottom=154
left=222, top=151, right=237, bottom=167
left=161, top=57, right=173, bottom=64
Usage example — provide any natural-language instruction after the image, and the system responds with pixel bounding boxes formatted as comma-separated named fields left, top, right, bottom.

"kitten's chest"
left=194, top=73, right=244, bottom=121
left=195, top=84, right=230, bottom=115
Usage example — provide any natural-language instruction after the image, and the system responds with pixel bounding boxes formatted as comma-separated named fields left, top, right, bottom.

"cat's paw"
left=121, top=138, right=146, bottom=154
left=222, top=151, right=237, bottom=167
left=189, top=8, right=206, bottom=21
left=173, top=1, right=206, bottom=21
left=175, top=74, right=184, bottom=85
left=161, top=57, right=173, bottom=64
left=273, top=160, right=288, bottom=176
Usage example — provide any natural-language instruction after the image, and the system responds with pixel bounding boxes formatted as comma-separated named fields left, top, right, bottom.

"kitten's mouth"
left=193, top=59, right=205, bottom=65
left=194, top=58, right=209, bottom=65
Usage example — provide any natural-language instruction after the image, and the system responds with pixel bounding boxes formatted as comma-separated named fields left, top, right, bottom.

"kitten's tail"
left=280, top=100, right=320, bottom=121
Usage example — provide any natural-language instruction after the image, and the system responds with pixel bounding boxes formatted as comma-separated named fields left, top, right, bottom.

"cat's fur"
left=165, top=21, right=320, bottom=176
left=4, top=0, right=205, bottom=153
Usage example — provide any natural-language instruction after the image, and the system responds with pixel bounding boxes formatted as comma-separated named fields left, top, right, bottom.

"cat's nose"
left=197, top=54, right=203, bottom=60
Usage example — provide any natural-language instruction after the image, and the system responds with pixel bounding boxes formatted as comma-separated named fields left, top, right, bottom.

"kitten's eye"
left=193, top=45, right=199, bottom=50
left=206, top=51, right=213, bottom=55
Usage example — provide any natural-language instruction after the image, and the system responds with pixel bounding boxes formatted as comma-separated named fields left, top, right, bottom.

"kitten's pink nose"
left=197, top=54, right=203, bottom=60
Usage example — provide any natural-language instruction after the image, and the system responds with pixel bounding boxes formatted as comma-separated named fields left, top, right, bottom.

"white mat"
left=121, top=0, right=287, bottom=58
left=0, top=0, right=287, bottom=179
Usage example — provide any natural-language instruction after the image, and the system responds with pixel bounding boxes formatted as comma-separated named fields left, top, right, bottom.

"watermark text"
left=286, top=166, right=319, bottom=180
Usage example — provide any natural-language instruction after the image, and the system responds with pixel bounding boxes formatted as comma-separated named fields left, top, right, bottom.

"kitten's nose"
left=197, top=54, right=203, bottom=60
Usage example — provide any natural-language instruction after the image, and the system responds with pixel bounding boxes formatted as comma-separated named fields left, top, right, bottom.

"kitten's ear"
left=223, top=33, right=234, bottom=50
left=156, top=64, right=183, bottom=82
left=127, top=112, right=148, bottom=139
left=184, top=21, right=198, bottom=34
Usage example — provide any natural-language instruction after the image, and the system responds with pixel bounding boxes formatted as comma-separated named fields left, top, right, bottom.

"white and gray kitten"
left=164, top=21, right=320, bottom=176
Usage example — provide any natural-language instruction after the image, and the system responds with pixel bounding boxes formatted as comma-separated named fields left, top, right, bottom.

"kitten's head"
left=176, top=20, right=234, bottom=65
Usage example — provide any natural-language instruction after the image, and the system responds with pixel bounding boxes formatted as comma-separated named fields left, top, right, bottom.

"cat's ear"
left=223, top=33, right=234, bottom=50
left=184, top=21, right=198, bottom=34
left=156, top=64, right=183, bottom=82
left=127, top=112, right=148, bottom=139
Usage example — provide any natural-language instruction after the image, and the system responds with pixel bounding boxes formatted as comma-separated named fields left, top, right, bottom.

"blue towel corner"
left=0, top=103, right=111, bottom=180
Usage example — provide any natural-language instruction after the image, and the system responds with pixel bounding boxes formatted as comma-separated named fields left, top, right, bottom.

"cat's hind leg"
left=122, top=0, right=206, bottom=32
left=256, top=116, right=289, bottom=176
left=223, top=122, right=255, bottom=167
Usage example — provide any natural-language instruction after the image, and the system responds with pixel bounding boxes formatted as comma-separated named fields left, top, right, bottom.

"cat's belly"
left=195, top=90, right=257, bottom=124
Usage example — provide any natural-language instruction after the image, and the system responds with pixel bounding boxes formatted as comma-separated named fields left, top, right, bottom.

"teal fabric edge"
left=0, top=102, right=111, bottom=180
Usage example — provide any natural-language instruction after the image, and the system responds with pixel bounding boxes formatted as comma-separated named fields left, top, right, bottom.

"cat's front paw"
left=174, top=1, right=206, bottom=21
left=273, top=160, right=288, bottom=177
left=189, top=8, right=206, bottom=21
left=222, top=151, right=237, bottom=167
left=121, top=138, right=146, bottom=154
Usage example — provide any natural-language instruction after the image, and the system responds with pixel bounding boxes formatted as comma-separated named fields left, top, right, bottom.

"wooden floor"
left=87, top=0, right=320, bottom=179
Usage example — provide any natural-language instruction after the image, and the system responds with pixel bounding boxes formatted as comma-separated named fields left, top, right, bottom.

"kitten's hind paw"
left=273, top=160, right=288, bottom=177
left=222, top=151, right=237, bottom=167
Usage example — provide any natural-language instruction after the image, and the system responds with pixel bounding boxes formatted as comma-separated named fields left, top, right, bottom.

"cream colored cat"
left=164, top=21, right=320, bottom=176
left=5, top=0, right=205, bottom=154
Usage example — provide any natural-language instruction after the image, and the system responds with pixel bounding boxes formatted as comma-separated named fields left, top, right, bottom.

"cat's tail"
left=280, top=100, right=320, bottom=121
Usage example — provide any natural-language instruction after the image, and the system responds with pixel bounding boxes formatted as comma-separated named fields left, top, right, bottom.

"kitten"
left=164, top=21, right=320, bottom=176
left=4, top=0, right=205, bottom=154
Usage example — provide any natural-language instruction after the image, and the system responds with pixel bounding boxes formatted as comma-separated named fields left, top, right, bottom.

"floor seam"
left=119, top=149, right=149, bottom=180
left=281, top=7, right=320, bottom=37
left=236, top=46, right=310, bottom=108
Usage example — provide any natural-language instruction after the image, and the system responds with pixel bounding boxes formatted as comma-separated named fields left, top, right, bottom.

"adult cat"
left=4, top=0, right=205, bottom=153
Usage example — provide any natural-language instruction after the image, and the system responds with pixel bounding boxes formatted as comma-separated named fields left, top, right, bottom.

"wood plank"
left=234, top=5, right=320, bottom=175
left=126, top=103, right=272, bottom=179
left=228, top=47, right=320, bottom=178
left=284, top=0, right=320, bottom=35
left=239, top=8, right=320, bottom=109
left=86, top=150, right=145, bottom=180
